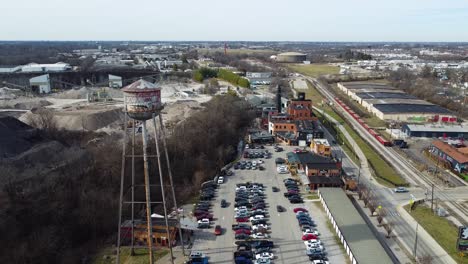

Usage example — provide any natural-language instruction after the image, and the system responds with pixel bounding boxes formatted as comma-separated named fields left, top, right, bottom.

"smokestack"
left=277, top=85, right=282, bottom=113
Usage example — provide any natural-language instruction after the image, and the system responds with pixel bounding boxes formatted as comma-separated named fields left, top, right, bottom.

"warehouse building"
left=429, top=140, right=468, bottom=174
left=276, top=52, right=307, bottom=63
left=372, top=103, right=455, bottom=122
left=337, top=82, right=457, bottom=122
left=29, top=74, right=51, bottom=94
left=319, top=188, right=395, bottom=264
left=402, top=124, right=468, bottom=139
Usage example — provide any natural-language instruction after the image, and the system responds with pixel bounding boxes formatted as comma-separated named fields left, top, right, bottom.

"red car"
left=235, top=229, right=251, bottom=235
left=302, top=234, right=318, bottom=241
left=293, top=208, right=308, bottom=213
left=236, top=217, right=249, bottom=222
left=214, top=225, right=222, bottom=235
left=288, top=190, right=299, bottom=194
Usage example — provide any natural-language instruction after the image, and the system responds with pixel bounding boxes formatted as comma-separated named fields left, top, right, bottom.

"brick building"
left=430, top=140, right=468, bottom=174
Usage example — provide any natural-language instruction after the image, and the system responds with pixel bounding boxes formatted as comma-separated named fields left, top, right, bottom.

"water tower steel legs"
left=157, top=113, right=186, bottom=256
left=116, top=114, right=128, bottom=264
left=152, top=114, right=175, bottom=264
left=142, top=121, right=154, bottom=264
left=130, top=119, right=136, bottom=256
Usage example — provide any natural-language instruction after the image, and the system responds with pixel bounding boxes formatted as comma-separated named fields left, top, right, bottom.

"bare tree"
left=26, top=108, right=58, bottom=135
left=368, top=201, right=376, bottom=216
left=383, top=223, right=394, bottom=238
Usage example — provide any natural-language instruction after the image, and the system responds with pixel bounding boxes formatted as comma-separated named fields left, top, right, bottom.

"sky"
left=1, top=0, right=468, bottom=42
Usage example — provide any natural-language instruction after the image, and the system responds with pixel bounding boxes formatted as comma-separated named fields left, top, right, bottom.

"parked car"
left=196, top=213, right=214, bottom=221
left=235, top=229, right=251, bottom=235
left=235, top=233, right=251, bottom=240
left=236, top=217, right=249, bottom=223
left=214, top=225, right=222, bottom=235
left=272, top=186, right=279, bottom=192
left=255, top=252, right=274, bottom=260
left=197, top=218, right=210, bottom=228
left=251, top=219, right=268, bottom=226
left=251, top=240, right=274, bottom=248
left=293, top=208, right=308, bottom=213
left=232, top=224, right=252, bottom=230
left=251, top=233, right=269, bottom=239
left=303, top=230, right=320, bottom=236
left=250, top=215, right=265, bottom=221
left=276, top=166, right=288, bottom=174
left=252, top=224, right=269, bottom=230
left=302, top=234, right=318, bottom=241
left=289, top=197, right=303, bottom=204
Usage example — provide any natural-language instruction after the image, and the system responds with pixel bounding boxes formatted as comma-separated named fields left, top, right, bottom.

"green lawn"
left=404, top=204, right=468, bottom=264
left=93, top=247, right=169, bottom=264
left=306, top=193, right=319, bottom=200
left=287, top=64, right=340, bottom=78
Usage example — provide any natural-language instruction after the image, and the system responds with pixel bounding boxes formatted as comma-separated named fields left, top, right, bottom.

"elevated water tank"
left=122, top=79, right=163, bottom=120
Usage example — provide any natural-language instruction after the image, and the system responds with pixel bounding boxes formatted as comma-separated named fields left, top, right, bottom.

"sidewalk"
left=396, top=203, right=457, bottom=264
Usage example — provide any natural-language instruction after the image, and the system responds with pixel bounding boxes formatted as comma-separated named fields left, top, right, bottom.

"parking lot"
left=191, top=143, right=347, bottom=264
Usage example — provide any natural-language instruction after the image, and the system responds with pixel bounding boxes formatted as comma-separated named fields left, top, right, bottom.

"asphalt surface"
left=191, top=144, right=346, bottom=264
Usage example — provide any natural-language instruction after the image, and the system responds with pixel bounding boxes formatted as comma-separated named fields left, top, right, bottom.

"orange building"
left=310, top=138, right=331, bottom=157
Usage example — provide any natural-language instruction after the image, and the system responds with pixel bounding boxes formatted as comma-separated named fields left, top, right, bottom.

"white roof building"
left=21, top=62, right=71, bottom=73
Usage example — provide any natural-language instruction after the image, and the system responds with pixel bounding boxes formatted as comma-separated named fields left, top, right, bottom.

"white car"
left=276, top=165, right=288, bottom=174
left=254, top=258, right=271, bottom=264
left=197, top=218, right=210, bottom=225
left=251, top=233, right=270, bottom=239
left=252, top=161, right=257, bottom=166
left=217, top=176, right=224, bottom=184
left=255, top=252, right=274, bottom=260
left=312, top=260, right=329, bottom=264
left=303, top=230, right=320, bottom=236
left=252, top=224, right=269, bottom=230
left=304, top=239, right=322, bottom=246
left=236, top=186, right=247, bottom=191
left=250, top=215, right=265, bottom=221
left=257, top=159, right=264, bottom=164
left=306, top=243, right=324, bottom=251
left=234, top=206, right=248, bottom=212
left=251, top=209, right=266, bottom=214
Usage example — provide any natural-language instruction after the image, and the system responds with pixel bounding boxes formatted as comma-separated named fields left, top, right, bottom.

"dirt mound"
left=0, top=98, right=51, bottom=110
left=0, top=116, right=42, bottom=158
left=53, top=87, right=124, bottom=100
left=20, top=106, right=125, bottom=131
left=53, top=87, right=90, bottom=99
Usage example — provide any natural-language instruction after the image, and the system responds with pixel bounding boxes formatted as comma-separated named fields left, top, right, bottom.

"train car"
left=368, top=129, right=378, bottom=137
left=376, top=136, right=392, bottom=146
left=351, top=113, right=360, bottom=120
left=362, top=124, right=370, bottom=131
left=357, top=118, right=365, bottom=125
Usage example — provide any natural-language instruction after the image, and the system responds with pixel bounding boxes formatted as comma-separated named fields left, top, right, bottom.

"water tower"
left=116, top=79, right=183, bottom=264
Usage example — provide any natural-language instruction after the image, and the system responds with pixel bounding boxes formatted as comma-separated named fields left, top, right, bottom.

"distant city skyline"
left=1, top=0, right=468, bottom=42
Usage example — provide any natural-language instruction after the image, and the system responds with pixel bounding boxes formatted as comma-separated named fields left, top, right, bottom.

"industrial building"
left=310, top=138, right=331, bottom=157
left=286, top=152, right=342, bottom=190
left=21, top=62, right=71, bottom=73
left=318, top=188, right=395, bottom=264
left=108, top=74, right=123, bottom=88
left=29, top=74, right=51, bottom=94
left=429, top=140, right=468, bottom=174
left=401, top=124, right=468, bottom=139
left=246, top=72, right=272, bottom=85
left=276, top=52, right=307, bottom=63
left=337, top=82, right=457, bottom=122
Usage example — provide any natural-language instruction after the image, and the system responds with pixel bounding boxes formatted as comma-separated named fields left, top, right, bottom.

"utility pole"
left=431, top=183, right=435, bottom=213
left=413, top=223, right=419, bottom=259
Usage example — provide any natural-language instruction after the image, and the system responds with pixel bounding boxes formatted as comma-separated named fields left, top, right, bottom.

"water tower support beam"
left=157, top=113, right=186, bottom=256
left=142, top=121, right=154, bottom=264
left=152, top=114, right=175, bottom=264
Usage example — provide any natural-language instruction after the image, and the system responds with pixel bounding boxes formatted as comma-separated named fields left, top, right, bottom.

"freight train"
left=334, top=98, right=392, bottom=147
